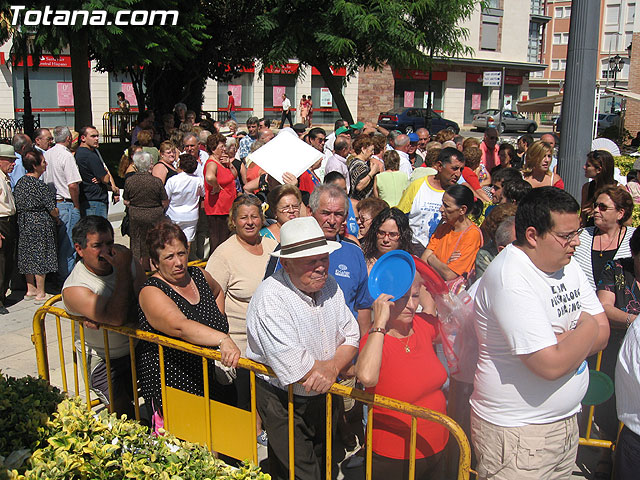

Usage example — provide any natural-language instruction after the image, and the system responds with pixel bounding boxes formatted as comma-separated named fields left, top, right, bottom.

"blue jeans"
left=81, top=201, right=108, bottom=219
left=57, top=202, right=81, bottom=281
left=229, top=110, right=237, bottom=122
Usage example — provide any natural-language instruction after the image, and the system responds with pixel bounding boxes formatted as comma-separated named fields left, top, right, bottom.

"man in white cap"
left=0, top=145, right=16, bottom=314
left=246, top=216, right=360, bottom=480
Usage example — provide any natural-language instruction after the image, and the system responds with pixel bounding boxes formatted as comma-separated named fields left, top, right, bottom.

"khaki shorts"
left=471, top=411, right=578, bottom=480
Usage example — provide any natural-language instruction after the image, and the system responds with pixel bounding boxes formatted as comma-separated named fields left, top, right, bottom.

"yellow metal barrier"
left=579, top=350, right=622, bottom=451
left=32, top=296, right=472, bottom=480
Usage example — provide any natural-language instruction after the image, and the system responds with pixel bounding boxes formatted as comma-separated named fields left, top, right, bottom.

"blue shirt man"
left=265, top=184, right=373, bottom=319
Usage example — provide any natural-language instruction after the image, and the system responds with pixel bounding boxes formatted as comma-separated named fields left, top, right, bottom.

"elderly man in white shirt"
left=43, top=126, right=82, bottom=281
left=394, top=134, right=413, bottom=177
left=247, top=216, right=359, bottom=480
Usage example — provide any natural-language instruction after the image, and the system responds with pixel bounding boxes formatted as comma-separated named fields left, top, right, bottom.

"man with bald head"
left=415, top=128, right=430, bottom=164
left=481, top=127, right=500, bottom=171
left=259, top=127, right=275, bottom=143
left=394, top=134, right=413, bottom=177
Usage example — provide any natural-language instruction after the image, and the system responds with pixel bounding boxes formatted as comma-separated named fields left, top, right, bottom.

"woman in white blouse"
left=164, top=153, right=204, bottom=250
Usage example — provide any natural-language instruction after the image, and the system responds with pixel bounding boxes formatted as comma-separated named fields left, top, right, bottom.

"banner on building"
left=471, top=94, right=482, bottom=110
left=229, top=85, right=242, bottom=106
left=57, top=82, right=74, bottom=107
left=121, top=83, right=138, bottom=106
left=273, top=86, right=286, bottom=107
left=320, top=88, right=332, bottom=107
left=404, top=91, right=415, bottom=107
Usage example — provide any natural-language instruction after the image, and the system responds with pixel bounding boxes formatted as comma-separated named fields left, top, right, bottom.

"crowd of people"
left=1, top=107, right=640, bottom=480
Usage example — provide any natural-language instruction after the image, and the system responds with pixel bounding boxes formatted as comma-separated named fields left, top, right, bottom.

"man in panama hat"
left=246, top=216, right=360, bottom=480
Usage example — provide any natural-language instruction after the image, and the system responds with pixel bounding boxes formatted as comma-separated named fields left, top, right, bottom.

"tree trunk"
left=315, top=62, right=353, bottom=124
left=69, top=29, right=93, bottom=131
left=128, top=66, right=146, bottom=112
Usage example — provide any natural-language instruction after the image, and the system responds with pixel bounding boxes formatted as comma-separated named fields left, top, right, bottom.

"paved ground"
left=0, top=142, right=604, bottom=479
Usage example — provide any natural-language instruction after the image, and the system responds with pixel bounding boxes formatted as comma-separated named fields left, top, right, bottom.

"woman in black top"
left=137, top=221, right=240, bottom=422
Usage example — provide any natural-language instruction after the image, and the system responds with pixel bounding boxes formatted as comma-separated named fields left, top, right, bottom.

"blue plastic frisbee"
left=368, top=250, right=416, bottom=301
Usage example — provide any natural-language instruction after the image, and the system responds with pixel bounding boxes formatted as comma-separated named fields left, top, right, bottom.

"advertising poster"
left=121, top=83, right=138, bottom=106
left=229, top=84, right=242, bottom=106
left=471, top=93, right=482, bottom=110
left=273, top=86, right=286, bottom=107
left=404, top=91, right=415, bottom=107
left=57, top=82, right=74, bottom=106
left=320, top=87, right=332, bottom=107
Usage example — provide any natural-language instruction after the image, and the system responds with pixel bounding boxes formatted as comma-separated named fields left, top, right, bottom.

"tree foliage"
left=255, top=0, right=480, bottom=122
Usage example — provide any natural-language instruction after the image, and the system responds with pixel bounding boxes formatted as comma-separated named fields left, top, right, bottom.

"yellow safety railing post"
left=32, top=298, right=474, bottom=480
left=288, top=384, right=295, bottom=480
left=129, top=338, right=141, bottom=421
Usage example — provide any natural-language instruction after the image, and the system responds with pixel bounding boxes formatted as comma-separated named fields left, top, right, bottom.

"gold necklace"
left=404, top=335, right=411, bottom=353
left=598, top=227, right=622, bottom=257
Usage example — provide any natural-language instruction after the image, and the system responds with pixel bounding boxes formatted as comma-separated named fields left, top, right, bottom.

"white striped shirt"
left=246, top=268, right=360, bottom=396
left=574, top=226, right=635, bottom=290
left=616, top=317, right=640, bottom=436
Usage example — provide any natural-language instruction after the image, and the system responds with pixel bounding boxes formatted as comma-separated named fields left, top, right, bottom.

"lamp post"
left=609, top=54, right=624, bottom=112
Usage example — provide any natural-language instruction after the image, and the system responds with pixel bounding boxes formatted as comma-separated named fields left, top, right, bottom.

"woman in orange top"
left=421, top=184, right=483, bottom=282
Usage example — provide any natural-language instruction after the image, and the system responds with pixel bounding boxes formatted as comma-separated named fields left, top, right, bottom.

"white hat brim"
left=271, top=240, right=341, bottom=259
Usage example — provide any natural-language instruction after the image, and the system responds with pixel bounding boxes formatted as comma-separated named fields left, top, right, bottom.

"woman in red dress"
left=356, top=274, right=448, bottom=479
left=204, top=133, right=237, bottom=253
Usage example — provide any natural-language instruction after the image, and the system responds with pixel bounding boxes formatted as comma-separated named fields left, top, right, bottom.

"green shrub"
left=0, top=373, right=65, bottom=472
left=615, top=155, right=636, bottom=177
left=17, top=398, right=269, bottom=479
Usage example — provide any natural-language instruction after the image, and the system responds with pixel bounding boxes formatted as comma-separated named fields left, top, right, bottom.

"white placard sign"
left=320, top=88, right=332, bottom=107
left=483, top=71, right=502, bottom=87
left=246, top=132, right=323, bottom=184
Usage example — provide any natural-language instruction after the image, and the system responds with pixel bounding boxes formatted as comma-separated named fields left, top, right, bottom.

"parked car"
left=377, top=108, right=460, bottom=135
left=472, top=109, right=537, bottom=134
left=597, top=113, right=620, bottom=133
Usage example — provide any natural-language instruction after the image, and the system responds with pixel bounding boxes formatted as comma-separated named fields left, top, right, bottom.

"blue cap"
left=408, top=133, right=419, bottom=143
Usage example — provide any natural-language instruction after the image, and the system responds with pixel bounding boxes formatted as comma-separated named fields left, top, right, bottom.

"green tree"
left=255, top=0, right=479, bottom=123
left=2, top=0, right=211, bottom=130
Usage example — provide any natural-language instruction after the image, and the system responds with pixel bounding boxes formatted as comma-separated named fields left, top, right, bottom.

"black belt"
left=56, top=198, right=72, bottom=202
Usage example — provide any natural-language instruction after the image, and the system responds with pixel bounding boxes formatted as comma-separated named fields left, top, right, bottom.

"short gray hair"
left=198, top=130, right=211, bottom=144
left=309, top=184, right=348, bottom=214
left=133, top=151, right=153, bottom=172
left=183, top=132, right=198, bottom=145
left=495, top=216, right=516, bottom=248
left=395, top=134, right=410, bottom=148
left=53, top=126, right=72, bottom=144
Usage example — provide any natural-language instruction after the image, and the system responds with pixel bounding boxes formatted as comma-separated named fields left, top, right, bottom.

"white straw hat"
left=271, top=217, right=341, bottom=259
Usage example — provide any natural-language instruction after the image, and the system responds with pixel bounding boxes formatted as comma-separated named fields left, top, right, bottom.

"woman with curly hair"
left=361, top=207, right=413, bottom=272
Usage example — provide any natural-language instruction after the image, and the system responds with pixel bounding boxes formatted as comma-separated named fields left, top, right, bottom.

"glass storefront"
left=393, top=79, right=444, bottom=113
left=217, top=72, right=254, bottom=124
left=310, top=74, right=343, bottom=125
left=13, top=63, right=75, bottom=128
left=264, top=73, right=296, bottom=124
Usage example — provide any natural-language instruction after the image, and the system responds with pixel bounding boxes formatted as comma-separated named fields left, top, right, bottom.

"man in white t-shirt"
left=471, top=187, right=609, bottom=480
left=396, top=147, right=464, bottom=255
left=62, top=216, right=145, bottom=416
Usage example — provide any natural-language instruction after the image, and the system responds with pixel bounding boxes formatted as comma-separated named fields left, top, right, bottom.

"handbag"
left=120, top=208, right=130, bottom=237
